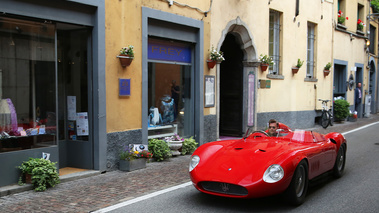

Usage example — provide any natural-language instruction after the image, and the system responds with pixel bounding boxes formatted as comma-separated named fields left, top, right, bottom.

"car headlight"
left=263, top=164, right=284, bottom=183
left=189, top=155, right=200, bottom=172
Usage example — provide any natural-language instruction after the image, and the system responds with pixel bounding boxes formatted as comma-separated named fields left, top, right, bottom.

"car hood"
left=195, top=138, right=299, bottom=185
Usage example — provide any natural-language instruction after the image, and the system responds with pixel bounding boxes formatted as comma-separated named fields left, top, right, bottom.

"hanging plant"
left=117, top=45, right=134, bottom=67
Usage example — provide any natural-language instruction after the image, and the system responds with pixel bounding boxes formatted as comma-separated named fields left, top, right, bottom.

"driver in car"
left=267, top=119, right=279, bottom=137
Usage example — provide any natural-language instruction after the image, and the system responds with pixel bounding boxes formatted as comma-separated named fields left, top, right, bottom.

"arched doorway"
left=219, top=33, right=244, bottom=136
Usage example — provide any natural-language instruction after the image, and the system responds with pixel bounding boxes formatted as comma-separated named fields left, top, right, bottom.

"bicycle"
left=318, top=99, right=334, bottom=129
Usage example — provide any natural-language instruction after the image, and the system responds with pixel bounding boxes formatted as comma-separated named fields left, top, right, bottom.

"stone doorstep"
left=0, top=170, right=101, bottom=197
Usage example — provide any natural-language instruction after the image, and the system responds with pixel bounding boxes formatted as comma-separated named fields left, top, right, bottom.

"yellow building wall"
left=210, top=1, right=334, bottom=113
left=105, top=0, right=211, bottom=133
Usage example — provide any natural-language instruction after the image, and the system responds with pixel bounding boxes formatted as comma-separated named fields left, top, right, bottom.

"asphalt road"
left=99, top=123, right=379, bottom=213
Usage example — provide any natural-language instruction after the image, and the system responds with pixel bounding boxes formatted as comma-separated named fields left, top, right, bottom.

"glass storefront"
left=0, top=17, right=91, bottom=155
left=0, top=17, right=56, bottom=152
left=147, top=38, right=194, bottom=139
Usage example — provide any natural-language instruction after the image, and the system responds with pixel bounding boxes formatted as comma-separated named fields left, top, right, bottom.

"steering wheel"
left=248, top=130, right=269, bottom=138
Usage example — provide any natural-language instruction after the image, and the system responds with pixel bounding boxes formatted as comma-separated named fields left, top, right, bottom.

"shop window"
left=147, top=38, right=194, bottom=139
left=0, top=17, right=56, bottom=152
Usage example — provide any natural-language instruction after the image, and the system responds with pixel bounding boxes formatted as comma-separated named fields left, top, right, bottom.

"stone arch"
left=216, top=17, right=259, bottom=139
left=217, top=17, right=257, bottom=62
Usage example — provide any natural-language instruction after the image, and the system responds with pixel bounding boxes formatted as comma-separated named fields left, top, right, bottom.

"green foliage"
left=181, top=137, right=198, bottom=155
left=259, top=54, right=274, bottom=66
left=296, top=58, right=304, bottom=68
left=148, top=139, right=172, bottom=162
left=334, top=99, right=350, bottom=120
left=17, top=158, right=60, bottom=192
left=324, top=62, right=332, bottom=70
left=372, top=0, right=379, bottom=14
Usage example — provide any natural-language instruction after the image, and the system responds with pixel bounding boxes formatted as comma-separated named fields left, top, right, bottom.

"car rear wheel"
left=333, top=145, right=346, bottom=178
left=284, top=160, right=309, bottom=206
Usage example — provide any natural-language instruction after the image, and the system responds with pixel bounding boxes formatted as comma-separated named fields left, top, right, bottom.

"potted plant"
left=334, top=99, right=350, bottom=122
left=17, top=158, right=60, bottom=192
left=180, top=136, right=198, bottom=155
left=119, top=145, right=153, bottom=172
left=357, top=19, right=365, bottom=31
left=259, top=54, right=274, bottom=71
left=292, top=58, right=304, bottom=74
left=165, top=133, right=184, bottom=156
left=324, top=62, right=332, bottom=76
left=148, top=138, right=172, bottom=162
left=337, top=10, right=348, bottom=25
left=117, top=45, right=134, bottom=67
left=348, top=110, right=358, bottom=122
left=207, top=46, right=225, bottom=69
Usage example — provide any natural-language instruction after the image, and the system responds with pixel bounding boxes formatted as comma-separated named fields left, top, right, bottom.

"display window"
left=147, top=38, right=194, bottom=139
left=0, top=17, right=91, bottom=153
left=0, top=17, right=56, bottom=152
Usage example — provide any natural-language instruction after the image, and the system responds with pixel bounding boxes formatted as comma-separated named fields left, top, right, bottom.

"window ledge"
left=336, top=23, right=347, bottom=30
left=304, top=77, right=318, bottom=82
left=266, top=74, right=284, bottom=80
left=356, top=30, right=365, bottom=35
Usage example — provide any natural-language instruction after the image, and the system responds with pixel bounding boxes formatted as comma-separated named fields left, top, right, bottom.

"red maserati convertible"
left=189, top=124, right=346, bottom=205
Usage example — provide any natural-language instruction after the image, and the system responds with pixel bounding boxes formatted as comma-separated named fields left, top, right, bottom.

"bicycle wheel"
left=329, top=109, right=334, bottom=126
left=320, top=111, right=329, bottom=129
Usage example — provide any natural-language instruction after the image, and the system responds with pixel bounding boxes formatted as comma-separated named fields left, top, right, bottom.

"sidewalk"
left=1, top=113, right=379, bottom=212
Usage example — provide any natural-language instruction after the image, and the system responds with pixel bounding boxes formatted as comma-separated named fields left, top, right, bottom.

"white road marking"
left=93, top=181, right=192, bottom=212
left=341, top=121, right=379, bottom=136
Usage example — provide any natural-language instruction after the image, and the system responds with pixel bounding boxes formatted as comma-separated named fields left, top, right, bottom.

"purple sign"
left=119, top=79, right=131, bottom=96
left=148, top=40, right=191, bottom=63
left=248, top=73, right=255, bottom=126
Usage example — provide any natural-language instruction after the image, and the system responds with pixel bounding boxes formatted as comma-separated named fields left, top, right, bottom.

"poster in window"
left=67, top=96, right=76, bottom=121
left=76, top=112, right=88, bottom=136
left=205, top=75, right=215, bottom=107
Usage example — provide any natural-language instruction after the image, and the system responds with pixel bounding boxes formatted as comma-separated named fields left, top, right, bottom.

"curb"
left=0, top=170, right=101, bottom=197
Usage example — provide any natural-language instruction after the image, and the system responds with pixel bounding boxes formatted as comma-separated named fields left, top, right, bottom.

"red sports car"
left=189, top=124, right=346, bottom=205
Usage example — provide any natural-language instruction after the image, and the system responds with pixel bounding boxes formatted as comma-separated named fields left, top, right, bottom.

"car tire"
left=333, top=145, right=346, bottom=178
left=284, top=160, right=309, bottom=206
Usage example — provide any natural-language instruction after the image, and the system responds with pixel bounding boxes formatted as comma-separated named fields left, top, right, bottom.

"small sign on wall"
left=119, top=78, right=131, bottom=96
left=258, top=79, right=271, bottom=88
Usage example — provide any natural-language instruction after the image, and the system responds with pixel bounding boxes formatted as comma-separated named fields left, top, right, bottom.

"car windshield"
left=280, top=130, right=323, bottom=143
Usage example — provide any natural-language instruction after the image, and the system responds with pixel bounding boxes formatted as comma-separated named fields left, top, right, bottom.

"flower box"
left=119, top=158, right=146, bottom=172
left=292, top=67, right=299, bottom=74
left=260, top=63, right=269, bottom=71
left=348, top=116, right=357, bottom=122
left=207, top=60, right=217, bottom=69
left=117, top=55, right=133, bottom=67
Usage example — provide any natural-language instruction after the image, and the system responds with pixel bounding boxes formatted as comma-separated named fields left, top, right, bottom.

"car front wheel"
left=284, top=160, right=309, bottom=206
left=333, top=145, right=346, bottom=178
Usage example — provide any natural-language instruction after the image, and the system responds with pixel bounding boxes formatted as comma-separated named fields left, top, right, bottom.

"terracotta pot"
left=207, top=60, right=216, bottom=69
left=25, top=173, right=32, bottom=184
left=117, top=54, right=133, bottom=67
left=292, top=67, right=299, bottom=74
left=323, top=70, right=330, bottom=76
left=260, top=64, right=269, bottom=71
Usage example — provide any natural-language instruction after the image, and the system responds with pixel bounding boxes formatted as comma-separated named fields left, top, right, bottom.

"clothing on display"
left=161, top=96, right=175, bottom=124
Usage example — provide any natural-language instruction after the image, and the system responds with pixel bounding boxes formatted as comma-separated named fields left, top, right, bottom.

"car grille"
left=200, top=181, right=248, bottom=196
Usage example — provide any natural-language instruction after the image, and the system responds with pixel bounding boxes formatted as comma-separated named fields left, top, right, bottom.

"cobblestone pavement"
left=0, top=113, right=378, bottom=213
